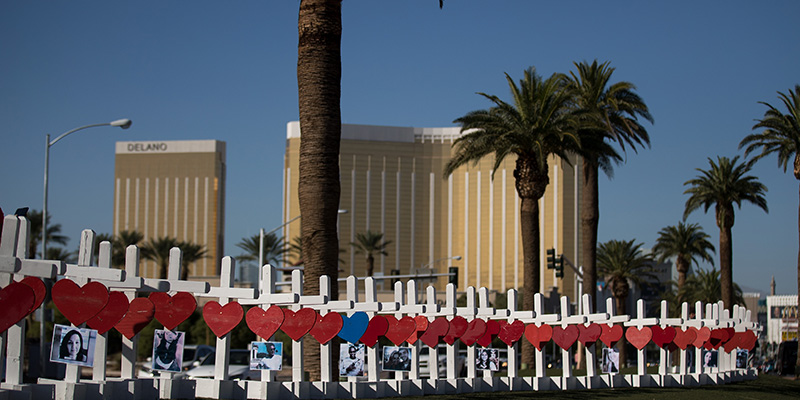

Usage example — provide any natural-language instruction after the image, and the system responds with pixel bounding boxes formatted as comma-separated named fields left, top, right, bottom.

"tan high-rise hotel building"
left=283, top=122, right=581, bottom=298
left=114, top=140, right=226, bottom=281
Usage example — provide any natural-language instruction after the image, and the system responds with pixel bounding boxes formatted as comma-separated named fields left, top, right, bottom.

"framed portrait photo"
left=601, top=347, right=620, bottom=374
left=382, top=346, right=411, bottom=372
left=152, top=329, right=185, bottom=372
left=250, top=341, right=283, bottom=371
left=339, top=343, right=365, bottom=377
left=50, top=324, right=97, bottom=367
left=476, top=348, right=500, bottom=371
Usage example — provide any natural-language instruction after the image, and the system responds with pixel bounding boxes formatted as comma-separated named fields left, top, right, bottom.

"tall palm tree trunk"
left=516, top=157, right=547, bottom=367
left=676, top=257, right=689, bottom=289
left=366, top=254, right=374, bottom=277
left=297, top=0, right=342, bottom=382
left=796, top=178, right=800, bottom=371
left=520, top=195, right=540, bottom=367
left=615, top=294, right=628, bottom=368
left=580, top=159, right=599, bottom=302
left=716, top=203, right=734, bottom=309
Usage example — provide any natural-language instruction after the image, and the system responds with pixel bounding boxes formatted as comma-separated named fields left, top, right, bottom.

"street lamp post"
left=41, top=119, right=132, bottom=259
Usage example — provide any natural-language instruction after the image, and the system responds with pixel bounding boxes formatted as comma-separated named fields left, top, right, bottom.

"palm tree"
left=677, top=267, right=745, bottom=306
left=652, top=222, right=715, bottom=290
left=350, top=230, right=392, bottom=277
left=46, top=247, right=76, bottom=263
left=140, top=237, right=206, bottom=279
left=24, top=209, right=68, bottom=259
left=97, top=230, right=144, bottom=268
left=297, top=0, right=343, bottom=380
left=597, top=239, right=656, bottom=368
left=178, top=241, right=207, bottom=280
left=683, top=156, right=768, bottom=309
left=739, top=84, right=800, bottom=370
left=140, top=237, right=179, bottom=279
left=236, top=233, right=287, bottom=267
left=566, top=60, right=653, bottom=303
left=445, top=67, right=579, bottom=365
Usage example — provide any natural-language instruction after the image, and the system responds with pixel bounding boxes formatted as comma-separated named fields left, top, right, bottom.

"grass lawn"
left=387, top=374, right=800, bottom=400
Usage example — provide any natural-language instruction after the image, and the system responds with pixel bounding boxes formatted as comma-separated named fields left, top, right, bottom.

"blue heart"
left=338, top=312, right=369, bottom=343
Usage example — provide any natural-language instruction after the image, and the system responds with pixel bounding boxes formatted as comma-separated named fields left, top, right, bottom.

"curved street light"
left=42, top=119, right=132, bottom=258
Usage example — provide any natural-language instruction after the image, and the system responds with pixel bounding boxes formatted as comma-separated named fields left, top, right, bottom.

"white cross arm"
left=0, top=257, right=63, bottom=278
left=239, top=293, right=300, bottom=306
left=201, top=287, right=258, bottom=300
left=63, top=264, right=124, bottom=281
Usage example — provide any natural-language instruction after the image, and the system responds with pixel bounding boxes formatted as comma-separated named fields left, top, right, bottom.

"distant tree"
left=683, top=156, right=767, bottom=309
left=652, top=222, right=715, bottom=290
left=24, top=209, right=68, bottom=259
left=739, top=84, right=800, bottom=371
left=236, top=233, right=287, bottom=267
left=677, top=268, right=745, bottom=306
left=96, top=230, right=144, bottom=268
left=444, top=67, right=578, bottom=367
left=566, top=59, right=652, bottom=304
left=350, top=230, right=392, bottom=277
left=140, top=237, right=206, bottom=279
left=597, top=239, right=656, bottom=368
left=46, top=247, right=76, bottom=263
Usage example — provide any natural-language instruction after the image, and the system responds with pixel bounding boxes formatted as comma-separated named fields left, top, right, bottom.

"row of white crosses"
left=0, top=214, right=761, bottom=399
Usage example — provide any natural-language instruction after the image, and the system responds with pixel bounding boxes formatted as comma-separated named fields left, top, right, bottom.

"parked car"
left=181, top=349, right=260, bottom=380
left=418, top=346, right=466, bottom=378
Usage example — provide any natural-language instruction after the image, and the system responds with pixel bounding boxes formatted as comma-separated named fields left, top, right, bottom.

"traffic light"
left=448, top=266, right=458, bottom=287
left=546, top=248, right=556, bottom=269
left=554, top=255, right=564, bottom=278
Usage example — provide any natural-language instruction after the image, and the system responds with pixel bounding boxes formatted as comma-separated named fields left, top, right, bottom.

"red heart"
left=651, top=326, right=677, bottom=348
left=0, top=282, right=35, bottom=334
left=461, top=319, right=487, bottom=346
left=578, top=323, right=602, bottom=345
left=692, top=326, right=711, bottom=348
left=115, top=298, right=155, bottom=339
left=552, top=325, right=580, bottom=350
left=600, top=324, right=623, bottom=347
left=741, top=330, right=757, bottom=351
left=443, top=316, right=468, bottom=345
left=673, top=327, right=697, bottom=350
left=20, top=277, right=47, bottom=314
left=384, top=315, right=416, bottom=346
left=310, top=312, right=343, bottom=345
left=625, top=326, right=652, bottom=350
left=419, top=317, right=449, bottom=348
left=524, top=324, right=553, bottom=350
left=407, top=315, right=429, bottom=345
left=476, top=320, right=501, bottom=347
left=246, top=305, right=285, bottom=339
left=281, top=308, right=317, bottom=341
left=360, top=315, right=389, bottom=347
left=87, top=291, right=130, bottom=335
left=52, top=280, right=109, bottom=326
left=203, top=301, right=243, bottom=338
left=707, top=329, right=729, bottom=350
left=498, top=320, right=525, bottom=346
left=722, top=332, right=743, bottom=353
left=149, top=292, right=196, bottom=330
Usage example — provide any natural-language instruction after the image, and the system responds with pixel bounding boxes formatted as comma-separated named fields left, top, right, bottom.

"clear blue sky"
left=1, top=1, right=798, bottom=296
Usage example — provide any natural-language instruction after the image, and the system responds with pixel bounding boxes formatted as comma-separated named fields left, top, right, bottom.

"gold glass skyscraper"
left=114, top=140, right=226, bottom=281
left=283, top=123, right=581, bottom=298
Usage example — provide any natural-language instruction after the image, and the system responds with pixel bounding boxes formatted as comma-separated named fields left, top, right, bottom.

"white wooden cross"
left=504, top=289, right=520, bottom=380
left=458, top=286, right=478, bottom=381
left=443, top=283, right=461, bottom=381
left=195, top=256, right=257, bottom=384
left=579, top=294, right=610, bottom=382
left=623, top=299, right=658, bottom=378
left=59, top=230, right=125, bottom=384
left=405, top=279, right=425, bottom=381
left=556, top=296, right=586, bottom=380
left=531, top=293, right=560, bottom=380
left=423, top=284, right=443, bottom=382
left=656, top=300, right=683, bottom=379
left=678, top=302, right=702, bottom=376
